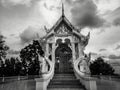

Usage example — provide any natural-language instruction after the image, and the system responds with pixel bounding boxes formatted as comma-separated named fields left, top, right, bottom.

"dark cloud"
left=115, top=45, right=120, bottom=50
left=0, top=4, right=31, bottom=18
left=65, top=0, right=73, bottom=5
left=108, top=54, right=120, bottom=59
left=20, top=26, right=46, bottom=44
left=70, top=0, right=105, bottom=28
left=99, top=49, right=107, bottom=52
left=113, top=18, right=120, bottom=26
left=20, top=26, right=40, bottom=44
left=0, top=0, right=41, bottom=18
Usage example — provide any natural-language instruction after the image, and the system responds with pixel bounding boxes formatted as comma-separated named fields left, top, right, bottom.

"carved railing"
left=73, top=57, right=120, bottom=90
left=73, top=57, right=90, bottom=77
left=42, top=57, right=55, bottom=79
left=38, top=57, right=55, bottom=88
left=73, top=57, right=97, bottom=90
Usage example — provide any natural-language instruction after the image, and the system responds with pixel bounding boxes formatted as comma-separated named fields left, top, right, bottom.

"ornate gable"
left=55, top=19, right=73, bottom=35
left=56, top=24, right=69, bottom=34
left=46, top=13, right=79, bottom=35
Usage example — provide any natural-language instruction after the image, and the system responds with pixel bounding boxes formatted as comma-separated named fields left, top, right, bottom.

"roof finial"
left=61, top=0, right=64, bottom=17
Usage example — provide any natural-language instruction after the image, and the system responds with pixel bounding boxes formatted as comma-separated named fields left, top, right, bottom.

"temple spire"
left=62, top=0, right=64, bottom=17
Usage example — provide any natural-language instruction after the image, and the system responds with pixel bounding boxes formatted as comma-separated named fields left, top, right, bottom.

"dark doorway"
left=55, top=44, right=72, bottom=74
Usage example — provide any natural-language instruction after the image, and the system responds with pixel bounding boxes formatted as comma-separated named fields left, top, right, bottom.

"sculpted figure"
left=79, top=53, right=91, bottom=74
left=38, top=53, right=46, bottom=74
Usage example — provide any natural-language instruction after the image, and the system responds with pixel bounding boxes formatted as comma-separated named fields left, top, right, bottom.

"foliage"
left=0, top=57, right=21, bottom=76
left=0, top=40, right=44, bottom=77
left=20, top=40, right=44, bottom=62
left=0, top=35, right=9, bottom=59
left=19, top=40, right=44, bottom=75
left=90, top=57, right=115, bottom=75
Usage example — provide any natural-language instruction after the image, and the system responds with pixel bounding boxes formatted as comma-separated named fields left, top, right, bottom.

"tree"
left=0, top=35, right=9, bottom=59
left=20, top=40, right=44, bottom=62
left=90, top=57, right=114, bottom=75
left=0, top=35, right=9, bottom=76
left=14, top=58, right=22, bottom=76
left=20, top=40, right=44, bottom=75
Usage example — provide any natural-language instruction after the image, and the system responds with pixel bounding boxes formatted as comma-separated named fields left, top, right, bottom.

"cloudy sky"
left=0, top=0, right=120, bottom=60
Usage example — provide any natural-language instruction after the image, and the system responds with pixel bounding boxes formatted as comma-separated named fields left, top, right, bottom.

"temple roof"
left=44, top=2, right=80, bottom=35
left=40, top=4, right=90, bottom=47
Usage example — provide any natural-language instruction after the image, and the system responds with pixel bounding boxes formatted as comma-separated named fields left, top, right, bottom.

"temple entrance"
left=55, top=44, right=72, bottom=74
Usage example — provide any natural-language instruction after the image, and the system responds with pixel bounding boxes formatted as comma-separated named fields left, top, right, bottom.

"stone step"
left=48, top=84, right=84, bottom=88
left=54, top=75, right=75, bottom=77
left=53, top=76, right=76, bottom=79
left=53, top=74, right=76, bottom=80
left=48, top=88, right=85, bottom=90
left=49, top=80, right=81, bottom=85
left=47, top=73, right=86, bottom=90
left=55, top=73, right=74, bottom=76
left=53, top=78, right=76, bottom=80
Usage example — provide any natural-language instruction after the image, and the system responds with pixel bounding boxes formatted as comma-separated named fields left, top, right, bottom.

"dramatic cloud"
left=0, top=0, right=120, bottom=53
left=0, top=0, right=38, bottom=7
left=104, top=7, right=120, bottom=26
left=20, top=26, right=45, bottom=44
left=108, top=54, right=120, bottom=59
left=70, top=0, right=105, bottom=28
left=43, top=0, right=61, bottom=11
left=99, top=49, right=107, bottom=52
left=93, top=0, right=120, bottom=14
left=113, top=18, right=120, bottom=26
left=115, top=45, right=120, bottom=50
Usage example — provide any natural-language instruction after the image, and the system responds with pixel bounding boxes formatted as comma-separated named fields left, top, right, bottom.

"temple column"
left=72, top=43, right=76, bottom=61
left=52, top=43, right=56, bottom=62
left=45, top=43, right=49, bottom=57
left=78, top=43, right=83, bottom=58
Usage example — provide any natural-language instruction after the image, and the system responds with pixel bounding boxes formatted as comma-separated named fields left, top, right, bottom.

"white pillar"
left=35, top=78, right=48, bottom=90
left=72, top=43, right=75, bottom=61
left=52, top=43, right=56, bottom=62
left=46, top=43, right=49, bottom=57
left=79, top=43, right=83, bottom=58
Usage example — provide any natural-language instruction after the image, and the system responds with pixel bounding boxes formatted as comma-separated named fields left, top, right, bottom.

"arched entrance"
left=55, top=44, right=72, bottom=74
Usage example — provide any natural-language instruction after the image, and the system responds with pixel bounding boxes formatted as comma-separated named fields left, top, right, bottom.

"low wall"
left=1, top=75, right=120, bottom=90
left=75, top=72, right=97, bottom=90
left=75, top=73, right=120, bottom=90
left=0, top=76, right=51, bottom=90
left=96, top=77, right=120, bottom=90
left=0, top=79, right=36, bottom=90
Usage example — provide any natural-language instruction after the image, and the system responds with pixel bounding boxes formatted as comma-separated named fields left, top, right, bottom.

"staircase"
left=47, top=73, right=86, bottom=90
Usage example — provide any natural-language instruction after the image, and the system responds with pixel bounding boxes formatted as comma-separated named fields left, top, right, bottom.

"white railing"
left=73, top=57, right=97, bottom=90
left=36, top=57, right=55, bottom=90
left=42, top=58, right=55, bottom=79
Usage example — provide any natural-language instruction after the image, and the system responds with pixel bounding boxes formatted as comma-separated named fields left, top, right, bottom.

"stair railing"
left=73, top=57, right=97, bottom=90
left=73, top=56, right=90, bottom=77
left=37, top=54, right=55, bottom=88
left=42, top=56, right=55, bottom=79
